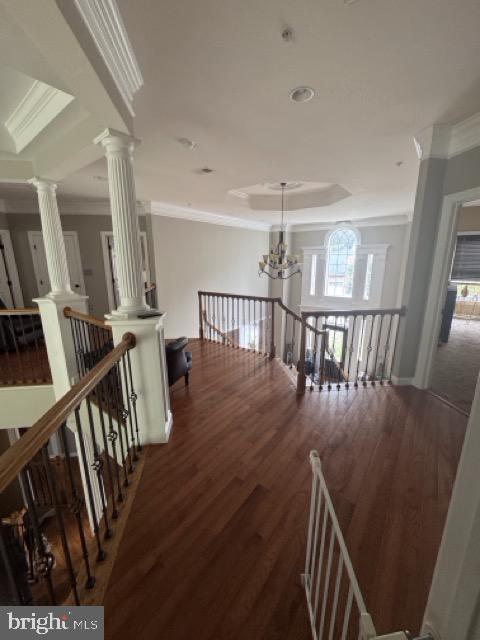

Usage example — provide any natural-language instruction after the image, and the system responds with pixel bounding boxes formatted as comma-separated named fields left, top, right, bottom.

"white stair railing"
left=302, top=450, right=432, bottom=640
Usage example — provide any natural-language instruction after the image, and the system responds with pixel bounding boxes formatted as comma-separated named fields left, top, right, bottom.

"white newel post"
left=96, top=128, right=172, bottom=443
left=29, top=178, right=100, bottom=528
left=29, top=177, right=88, bottom=395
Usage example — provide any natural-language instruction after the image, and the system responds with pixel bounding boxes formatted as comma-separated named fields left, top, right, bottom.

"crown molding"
left=0, top=197, right=148, bottom=216
left=414, top=112, right=480, bottom=161
left=5, top=81, right=74, bottom=153
left=150, top=201, right=271, bottom=231
left=74, top=0, right=143, bottom=117
left=271, top=213, right=411, bottom=233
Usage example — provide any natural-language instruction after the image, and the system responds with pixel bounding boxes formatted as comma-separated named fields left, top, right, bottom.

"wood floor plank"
left=103, top=340, right=466, bottom=639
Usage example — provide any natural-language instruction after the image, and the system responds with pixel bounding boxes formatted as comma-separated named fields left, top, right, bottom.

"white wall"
left=149, top=215, right=269, bottom=338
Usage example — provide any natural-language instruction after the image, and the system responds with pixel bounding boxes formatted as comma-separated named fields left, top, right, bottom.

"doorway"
left=426, top=206, right=480, bottom=413
left=100, top=231, right=150, bottom=310
left=0, top=229, right=24, bottom=308
left=28, top=231, right=85, bottom=296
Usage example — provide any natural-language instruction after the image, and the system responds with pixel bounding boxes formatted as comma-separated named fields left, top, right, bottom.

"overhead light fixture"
left=258, top=182, right=301, bottom=280
left=289, top=86, right=315, bottom=103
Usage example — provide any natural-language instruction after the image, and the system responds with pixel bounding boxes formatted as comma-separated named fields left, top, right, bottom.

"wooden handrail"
left=0, top=308, right=40, bottom=316
left=198, top=291, right=326, bottom=338
left=198, top=290, right=277, bottom=304
left=63, top=306, right=112, bottom=330
left=0, top=333, right=135, bottom=494
left=302, top=305, right=406, bottom=318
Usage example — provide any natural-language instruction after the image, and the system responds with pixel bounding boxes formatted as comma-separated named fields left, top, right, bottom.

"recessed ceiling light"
left=289, top=86, right=315, bottom=103
left=177, top=137, right=198, bottom=150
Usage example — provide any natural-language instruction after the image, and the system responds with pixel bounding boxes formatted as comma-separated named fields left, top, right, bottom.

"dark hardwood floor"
left=103, top=340, right=466, bottom=640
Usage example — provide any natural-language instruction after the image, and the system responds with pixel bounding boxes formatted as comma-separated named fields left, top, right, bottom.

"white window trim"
left=300, top=239, right=390, bottom=311
left=323, top=226, right=360, bottom=299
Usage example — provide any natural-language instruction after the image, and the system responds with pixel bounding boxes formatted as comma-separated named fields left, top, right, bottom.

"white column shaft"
left=96, top=129, right=145, bottom=315
left=31, top=179, right=71, bottom=296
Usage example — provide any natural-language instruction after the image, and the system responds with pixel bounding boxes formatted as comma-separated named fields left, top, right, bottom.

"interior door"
left=0, top=238, right=14, bottom=306
left=0, top=230, right=24, bottom=308
left=29, top=231, right=86, bottom=296
left=102, top=232, right=150, bottom=310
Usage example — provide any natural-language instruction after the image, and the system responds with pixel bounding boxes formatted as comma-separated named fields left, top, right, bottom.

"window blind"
left=451, top=234, right=480, bottom=282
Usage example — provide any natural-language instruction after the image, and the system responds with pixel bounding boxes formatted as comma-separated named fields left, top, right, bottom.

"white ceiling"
left=13, top=0, right=480, bottom=224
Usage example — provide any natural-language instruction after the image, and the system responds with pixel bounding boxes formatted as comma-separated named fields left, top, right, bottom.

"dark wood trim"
left=0, top=333, right=135, bottom=494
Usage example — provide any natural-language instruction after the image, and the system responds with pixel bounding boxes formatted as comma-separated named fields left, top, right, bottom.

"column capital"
left=29, top=177, right=58, bottom=193
left=94, top=128, right=140, bottom=154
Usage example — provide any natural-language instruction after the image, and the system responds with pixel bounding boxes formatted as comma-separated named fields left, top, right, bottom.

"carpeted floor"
left=430, top=317, right=480, bottom=413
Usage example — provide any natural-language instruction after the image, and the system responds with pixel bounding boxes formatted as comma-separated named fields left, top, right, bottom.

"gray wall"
left=397, top=144, right=480, bottom=379
left=4, top=213, right=150, bottom=317
left=150, top=215, right=269, bottom=338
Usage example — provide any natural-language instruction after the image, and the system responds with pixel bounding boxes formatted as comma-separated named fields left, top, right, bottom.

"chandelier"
left=258, top=182, right=301, bottom=280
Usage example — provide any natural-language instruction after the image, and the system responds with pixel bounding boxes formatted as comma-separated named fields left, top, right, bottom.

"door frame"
left=100, top=231, right=150, bottom=311
left=0, top=229, right=24, bottom=307
left=28, top=230, right=85, bottom=296
left=414, top=186, right=480, bottom=388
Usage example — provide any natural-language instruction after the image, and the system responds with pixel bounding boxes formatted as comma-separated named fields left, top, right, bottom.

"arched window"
left=325, top=228, right=358, bottom=298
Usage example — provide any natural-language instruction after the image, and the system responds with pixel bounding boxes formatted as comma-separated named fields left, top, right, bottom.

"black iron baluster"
left=85, top=395, right=112, bottom=539
left=335, top=316, right=343, bottom=390
left=58, top=423, right=95, bottom=589
left=93, top=373, right=119, bottom=520
left=20, top=466, right=56, bottom=603
left=227, top=296, right=230, bottom=345
left=388, top=313, right=400, bottom=384
left=74, top=408, right=105, bottom=560
left=380, top=314, right=393, bottom=384
left=0, top=521, right=24, bottom=604
left=30, top=314, right=42, bottom=383
left=121, top=352, right=138, bottom=462
left=363, top=314, right=375, bottom=386
left=41, top=445, right=80, bottom=604
left=371, top=313, right=385, bottom=385
left=8, top=315, right=22, bottom=383
left=311, top=317, right=319, bottom=390
left=74, top=319, right=87, bottom=378
left=18, top=315, right=32, bottom=383
left=126, top=350, right=141, bottom=451
left=68, top=317, right=81, bottom=379
left=354, top=315, right=365, bottom=388
left=0, top=317, right=13, bottom=383
left=113, top=362, right=134, bottom=476
left=101, top=373, right=124, bottom=502
left=291, top=317, right=296, bottom=369
left=344, top=315, right=356, bottom=390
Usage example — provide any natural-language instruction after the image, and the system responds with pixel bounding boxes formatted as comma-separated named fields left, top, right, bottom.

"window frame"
left=324, top=226, right=360, bottom=299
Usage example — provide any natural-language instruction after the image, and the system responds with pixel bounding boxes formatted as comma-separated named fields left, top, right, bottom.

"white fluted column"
left=95, top=128, right=146, bottom=316
left=29, top=177, right=72, bottom=297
